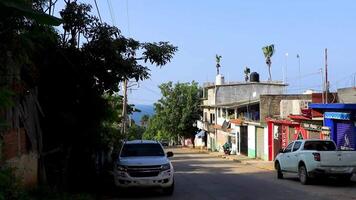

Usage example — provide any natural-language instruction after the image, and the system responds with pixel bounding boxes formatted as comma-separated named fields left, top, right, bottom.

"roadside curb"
left=179, top=147, right=275, bottom=171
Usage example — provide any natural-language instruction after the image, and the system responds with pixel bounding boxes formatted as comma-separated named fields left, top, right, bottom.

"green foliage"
left=262, top=44, right=275, bottom=80
left=262, top=44, right=275, bottom=58
left=0, top=0, right=62, bottom=26
left=0, top=0, right=177, bottom=191
left=144, top=82, right=201, bottom=141
left=140, top=114, right=150, bottom=127
left=127, top=123, right=145, bottom=140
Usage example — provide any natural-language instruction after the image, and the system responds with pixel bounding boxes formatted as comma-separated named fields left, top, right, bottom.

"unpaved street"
left=104, top=148, right=356, bottom=200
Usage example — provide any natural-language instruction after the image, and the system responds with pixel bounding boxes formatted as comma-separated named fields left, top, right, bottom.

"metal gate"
left=336, top=121, right=355, bottom=150
left=240, top=126, right=248, bottom=156
left=256, top=127, right=264, bottom=159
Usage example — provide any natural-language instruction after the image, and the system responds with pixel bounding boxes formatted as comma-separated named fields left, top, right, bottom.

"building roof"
left=288, top=115, right=311, bottom=120
left=309, top=103, right=356, bottom=110
left=265, top=117, right=299, bottom=125
left=229, top=119, right=243, bottom=124
left=203, top=81, right=288, bottom=89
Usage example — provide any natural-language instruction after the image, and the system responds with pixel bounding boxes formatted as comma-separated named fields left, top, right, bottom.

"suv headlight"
left=117, top=165, right=127, bottom=172
left=161, top=163, right=171, bottom=171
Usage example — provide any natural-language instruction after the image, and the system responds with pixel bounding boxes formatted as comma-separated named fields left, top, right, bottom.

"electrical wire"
left=93, top=0, right=103, bottom=23
left=126, top=0, right=131, bottom=36
left=106, top=0, right=116, bottom=26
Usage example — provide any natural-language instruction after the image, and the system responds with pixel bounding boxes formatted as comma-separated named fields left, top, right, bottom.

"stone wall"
left=260, top=94, right=312, bottom=123
left=1, top=128, right=38, bottom=187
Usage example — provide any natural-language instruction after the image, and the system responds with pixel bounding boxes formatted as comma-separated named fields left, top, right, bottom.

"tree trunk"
left=268, top=63, right=272, bottom=81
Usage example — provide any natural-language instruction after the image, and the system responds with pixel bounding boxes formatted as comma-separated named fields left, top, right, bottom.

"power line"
left=126, top=0, right=131, bottom=36
left=93, top=0, right=102, bottom=23
left=106, top=0, right=116, bottom=26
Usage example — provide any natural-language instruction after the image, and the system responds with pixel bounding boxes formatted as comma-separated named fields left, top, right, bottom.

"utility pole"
left=297, top=54, right=301, bottom=93
left=321, top=68, right=324, bottom=104
left=121, top=79, right=128, bottom=139
left=325, top=48, right=329, bottom=103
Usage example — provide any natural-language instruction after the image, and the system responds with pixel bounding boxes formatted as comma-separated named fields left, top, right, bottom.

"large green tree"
left=144, top=82, right=201, bottom=145
left=0, top=0, right=177, bottom=190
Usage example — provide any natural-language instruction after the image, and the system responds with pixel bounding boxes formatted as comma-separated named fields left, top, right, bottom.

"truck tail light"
left=312, top=153, right=321, bottom=161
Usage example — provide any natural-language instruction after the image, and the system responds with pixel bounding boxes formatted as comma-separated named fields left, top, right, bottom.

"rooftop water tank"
left=250, top=72, right=260, bottom=82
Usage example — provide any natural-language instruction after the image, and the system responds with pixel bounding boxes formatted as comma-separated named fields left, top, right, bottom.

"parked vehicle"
left=275, top=139, right=356, bottom=184
left=113, top=140, right=174, bottom=195
left=223, top=142, right=231, bottom=155
left=161, top=140, right=169, bottom=147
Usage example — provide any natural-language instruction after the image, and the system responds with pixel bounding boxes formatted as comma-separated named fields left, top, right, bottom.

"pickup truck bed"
left=275, top=139, right=356, bottom=184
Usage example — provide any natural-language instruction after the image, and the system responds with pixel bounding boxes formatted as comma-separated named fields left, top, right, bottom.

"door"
left=240, top=126, right=248, bottom=156
left=256, top=127, right=264, bottom=159
left=287, top=141, right=302, bottom=172
left=279, top=142, right=294, bottom=171
left=273, top=125, right=282, bottom=159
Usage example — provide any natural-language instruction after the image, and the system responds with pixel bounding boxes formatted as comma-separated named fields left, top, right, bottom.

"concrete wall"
left=264, top=127, right=269, bottom=161
left=5, top=152, right=38, bottom=188
left=207, top=88, right=215, bottom=105
left=248, top=125, right=256, bottom=158
left=260, top=94, right=312, bottom=123
left=338, top=87, right=356, bottom=103
left=216, top=83, right=285, bottom=105
left=232, top=124, right=241, bottom=155
left=2, top=128, right=38, bottom=187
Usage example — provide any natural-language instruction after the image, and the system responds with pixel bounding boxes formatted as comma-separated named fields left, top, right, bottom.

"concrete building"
left=197, top=73, right=289, bottom=160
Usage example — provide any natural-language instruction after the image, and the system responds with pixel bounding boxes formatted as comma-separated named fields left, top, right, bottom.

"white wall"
left=248, top=125, right=256, bottom=154
left=264, top=127, right=269, bottom=161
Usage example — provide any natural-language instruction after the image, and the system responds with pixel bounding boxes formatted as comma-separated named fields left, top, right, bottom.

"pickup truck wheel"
left=275, top=162, right=283, bottom=179
left=298, top=165, right=309, bottom=185
left=337, top=174, right=352, bottom=183
left=162, top=180, right=174, bottom=196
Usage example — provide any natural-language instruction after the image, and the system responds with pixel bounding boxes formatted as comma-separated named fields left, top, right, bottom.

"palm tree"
left=262, top=44, right=275, bottom=81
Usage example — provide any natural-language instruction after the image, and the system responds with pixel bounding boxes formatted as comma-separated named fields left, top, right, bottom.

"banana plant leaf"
left=262, top=44, right=275, bottom=58
left=0, top=0, right=62, bottom=26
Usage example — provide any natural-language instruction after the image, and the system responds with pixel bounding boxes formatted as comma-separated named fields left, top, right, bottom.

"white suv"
left=113, top=140, right=174, bottom=195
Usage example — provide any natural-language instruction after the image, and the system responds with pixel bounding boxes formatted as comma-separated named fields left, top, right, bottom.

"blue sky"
left=55, top=0, right=356, bottom=105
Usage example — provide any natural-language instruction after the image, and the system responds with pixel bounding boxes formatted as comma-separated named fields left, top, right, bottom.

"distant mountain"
left=130, top=104, right=155, bottom=125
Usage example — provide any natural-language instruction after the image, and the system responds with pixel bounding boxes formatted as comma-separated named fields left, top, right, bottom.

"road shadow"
left=282, top=174, right=356, bottom=187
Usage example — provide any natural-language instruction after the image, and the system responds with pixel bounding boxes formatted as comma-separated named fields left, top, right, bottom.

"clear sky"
left=55, top=0, right=356, bottom=105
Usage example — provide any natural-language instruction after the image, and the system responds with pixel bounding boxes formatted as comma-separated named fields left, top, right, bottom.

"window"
left=222, top=109, right=226, bottom=118
left=292, top=141, right=302, bottom=151
left=284, top=142, right=294, bottom=153
left=303, top=141, right=336, bottom=151
left=120, top=143, right=165, bottom=157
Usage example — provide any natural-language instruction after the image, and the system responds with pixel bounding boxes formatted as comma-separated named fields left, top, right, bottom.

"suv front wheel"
left=162, top=180, right=174, bottom=196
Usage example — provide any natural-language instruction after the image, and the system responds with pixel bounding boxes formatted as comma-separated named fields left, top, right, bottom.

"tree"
left=0, top=0, right=177, bottom=191
left=262, top=44, right=275, bottom=81
left=140, top=114, right=150, bottom=127
left=144, top=82, right=201, bottom=146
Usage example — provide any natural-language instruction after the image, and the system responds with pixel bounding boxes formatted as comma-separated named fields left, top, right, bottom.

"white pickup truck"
left=113, top=140, right=174, bottom=195
left=275, top=139, right=356, bottom=184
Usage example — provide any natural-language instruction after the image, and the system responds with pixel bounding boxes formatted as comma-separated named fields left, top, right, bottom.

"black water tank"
left=250, top=72, right=260, bottom=82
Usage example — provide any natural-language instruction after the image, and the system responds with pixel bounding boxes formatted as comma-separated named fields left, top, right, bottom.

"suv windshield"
left=303, top=141, right=336, bottom=151
left=120, top=143, right=165, bottom=157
